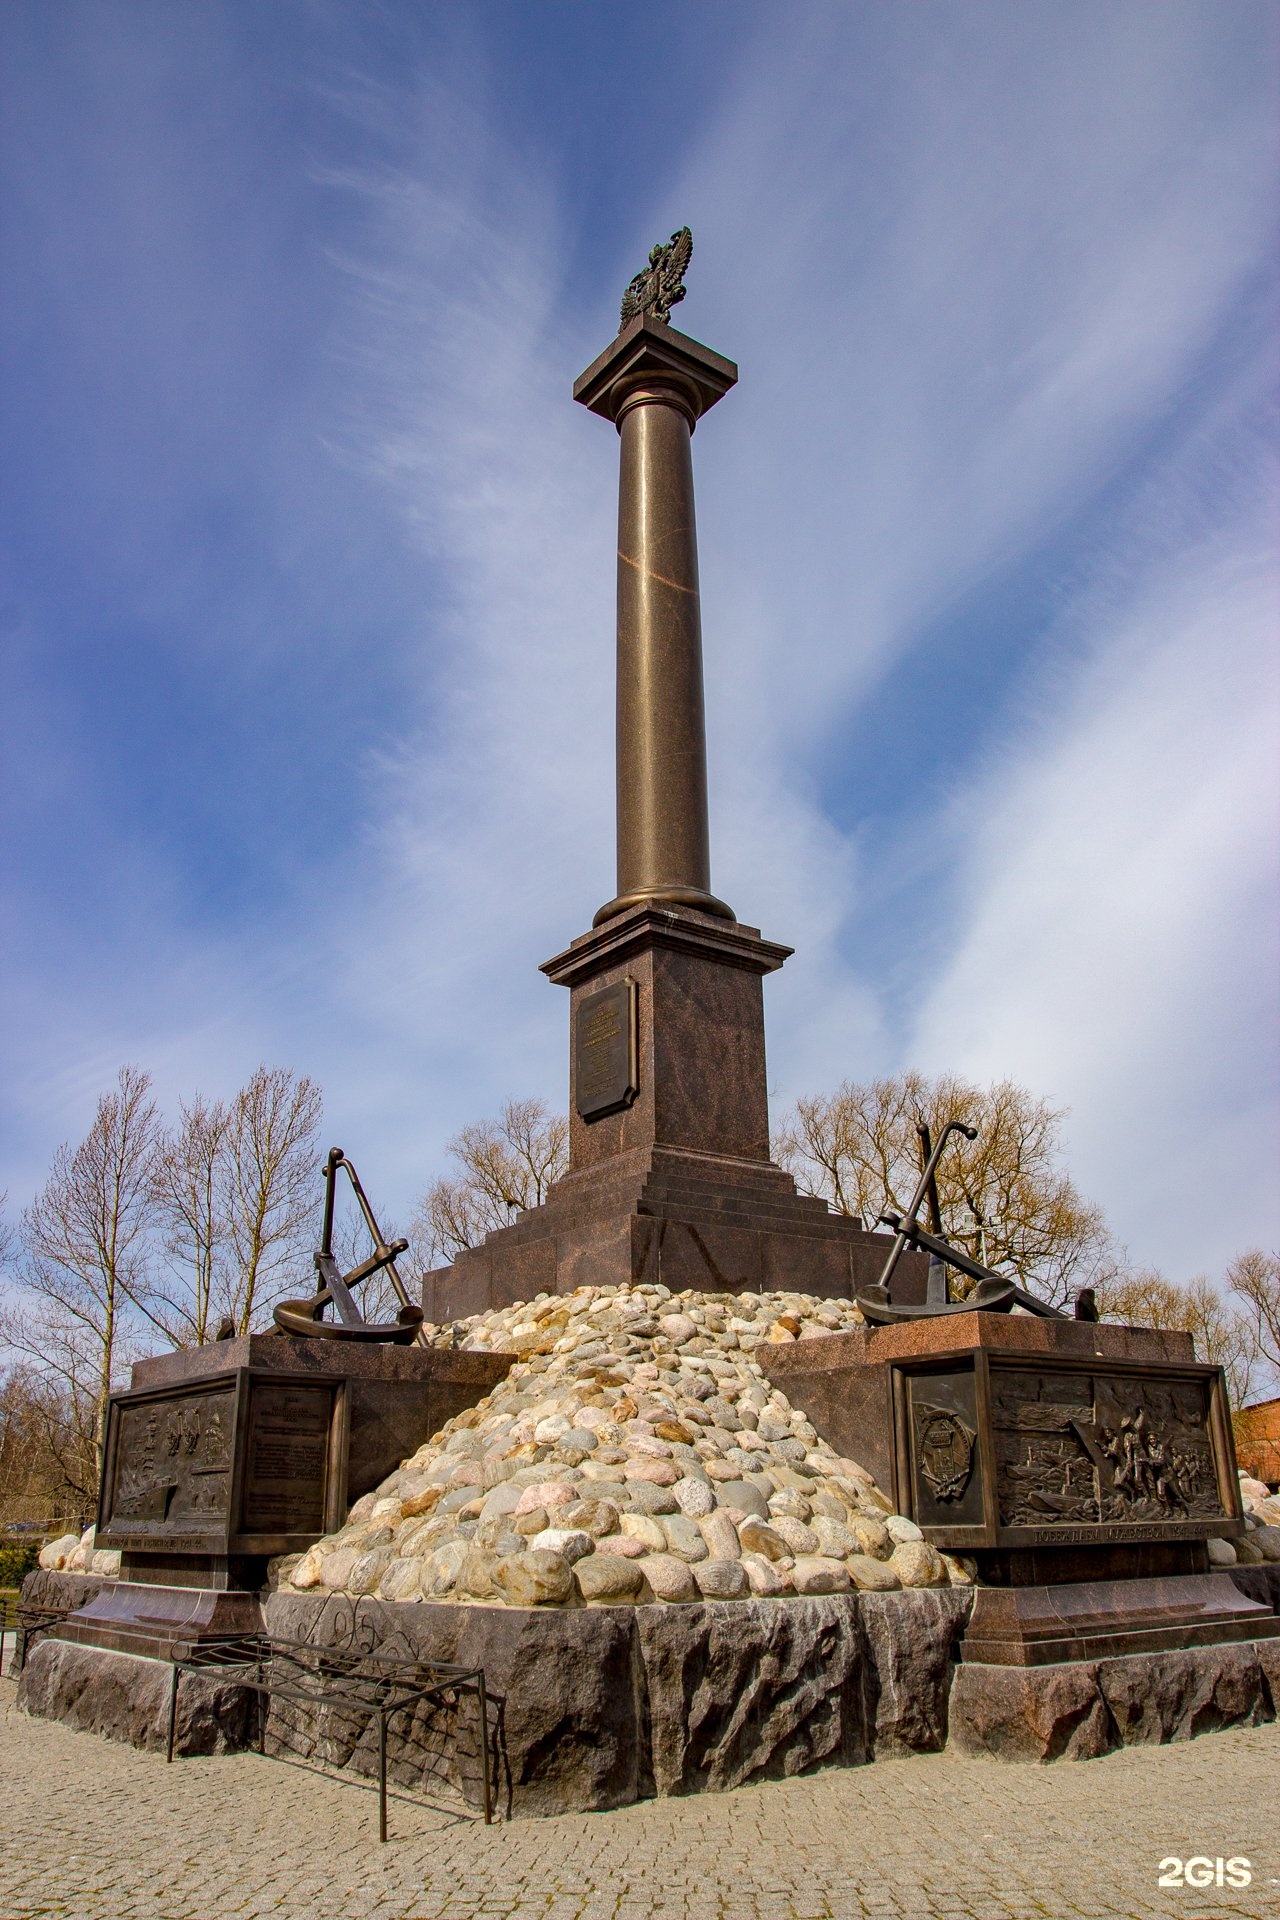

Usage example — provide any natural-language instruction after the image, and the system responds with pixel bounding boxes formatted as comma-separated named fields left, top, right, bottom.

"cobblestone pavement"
left=1, top=1676, right=1277, bottom=1920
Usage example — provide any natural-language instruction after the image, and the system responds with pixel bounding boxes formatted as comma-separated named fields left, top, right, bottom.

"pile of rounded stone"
left=287, top=1282, right=976, bottom=1608
left=1213, top=1474, right=1280, bottom=1566
left=36, top=1526, right=120, bottom=1576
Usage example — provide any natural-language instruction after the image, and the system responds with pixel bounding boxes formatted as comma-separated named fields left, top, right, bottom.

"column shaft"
left=596, top=391, right=733, bottom=925
left=617, top=396, right=709, bottom=900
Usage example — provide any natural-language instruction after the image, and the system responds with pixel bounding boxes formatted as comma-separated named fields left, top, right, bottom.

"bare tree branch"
left=147, top=1094, right=232, bottom=1347
left=1226, top=1249, right=1280, bottom=1382
left=0, top=1362, right=97, bottom=1518
left=1096, top=1268, right=1262, bottom=1407
left=13, top=1065, right=159, bottom=1469
left=220, top=1067, right=323, bottom=1332
left=774, top=1071, right=1116, bottom=1308
left=411, top=1098, right=569, bottom=1268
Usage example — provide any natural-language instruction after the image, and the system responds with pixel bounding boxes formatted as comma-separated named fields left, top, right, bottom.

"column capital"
left=573, top=313, right=737, bottom=428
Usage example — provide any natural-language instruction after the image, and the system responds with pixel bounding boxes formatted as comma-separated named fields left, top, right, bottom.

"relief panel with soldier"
left=993, top=1367, right=1223, bottom=1529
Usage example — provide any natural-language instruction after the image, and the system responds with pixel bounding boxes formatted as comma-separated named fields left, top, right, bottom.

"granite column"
left=573, top=315, right=738, bottom=926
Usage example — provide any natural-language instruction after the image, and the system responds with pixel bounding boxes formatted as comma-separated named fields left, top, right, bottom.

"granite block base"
left=22, top=1576, right=967, bottom=1815
left=21, top=1573, right=1280, bottom=1815
left=51, top=1580, right=265, bottom=1660
left=17, top=1637, right=258, bottom=1756
left=959, top=1572, right=1280, bottom=1666
left=949, top=1638, right=1274, bottom=1763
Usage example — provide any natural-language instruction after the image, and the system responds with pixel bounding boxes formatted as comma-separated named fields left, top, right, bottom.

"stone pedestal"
left=59, top=1336, right=511, bottom=1658
left=424, top=905, right=924, bottom=1320
left=759, top=1312, right=1247, bottom=1573
left=100, top=1336, right=511, bottom=1585
left=551, top=906, right=787, bottom=1172
left=760, top=1310, right=1280, bottom=1699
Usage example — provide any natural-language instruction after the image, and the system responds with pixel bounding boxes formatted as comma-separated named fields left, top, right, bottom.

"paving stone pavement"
left=1, top=1674, right=1277, bottom=1920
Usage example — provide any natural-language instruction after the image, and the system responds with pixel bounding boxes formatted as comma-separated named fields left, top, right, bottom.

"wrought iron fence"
left=167, top=1632, right=495, bottom=1839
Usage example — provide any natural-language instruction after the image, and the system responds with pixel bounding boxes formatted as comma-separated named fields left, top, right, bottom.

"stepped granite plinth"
left=423, top=1142, right=924, bottom=1322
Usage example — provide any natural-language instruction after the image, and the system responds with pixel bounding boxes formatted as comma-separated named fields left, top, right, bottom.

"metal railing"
left=0, top=1596, right=75, bottom=1677
left=166, top=1632, right=494, bottom=1839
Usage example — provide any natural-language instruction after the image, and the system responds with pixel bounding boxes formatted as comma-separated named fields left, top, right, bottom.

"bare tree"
left=0, top=1364, right=96, bottom=1522
left=1227, top=1250, right=1280, bottom=1387
left=220, top=1067, right=323, bottom=1332
left=1096, top=1268, right=1261, bottom=1407
left=774, top=1071, right=1116, bottom=1308
left=146, top=1094, right=232, bottom=1347
left=1, top=1066, right=158, bottom=1471
left=413, top=1098, right=569, bottom=1267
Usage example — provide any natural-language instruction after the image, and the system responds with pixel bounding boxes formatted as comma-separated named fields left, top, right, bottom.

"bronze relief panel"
left=993, top=1366, right=1224, bottom=1530
left=106, top=1383, right=236, bottom=1536
left=239, top=1379, right=336, bottom=1537
left=907, top=1368, right=986, bottom=1529
left=575, top=977, right=639, bottom=1120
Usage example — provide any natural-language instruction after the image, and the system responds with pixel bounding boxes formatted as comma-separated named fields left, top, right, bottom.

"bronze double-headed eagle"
left=619, top=226, right=693, bottom=331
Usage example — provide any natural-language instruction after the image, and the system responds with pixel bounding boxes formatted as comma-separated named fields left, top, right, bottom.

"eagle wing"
left=665, top=226, right=693, bottom=288
left=620, top=276, right=646, bottom=329
left=657, top=227, right=692, bottom=318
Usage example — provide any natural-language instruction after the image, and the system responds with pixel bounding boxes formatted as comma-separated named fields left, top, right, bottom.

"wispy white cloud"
left=683, top=2, right=1276, bottom=737
left=3, top=3, right=1276, bottom=1291
left=908, top=437, right=1280, bottom=1276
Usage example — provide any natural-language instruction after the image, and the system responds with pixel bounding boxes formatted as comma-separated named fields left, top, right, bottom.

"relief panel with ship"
left=992, top=1367, right=1224, bottom=1529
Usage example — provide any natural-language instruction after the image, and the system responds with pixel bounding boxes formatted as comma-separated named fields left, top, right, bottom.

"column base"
left=959, top=1572, right=1280, bottom=1666
left=593, top=884, right=735, bottom=926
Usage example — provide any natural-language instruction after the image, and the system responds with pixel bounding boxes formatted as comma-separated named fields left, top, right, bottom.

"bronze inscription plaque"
left=239, top=1379, right=335, bottom=1537
left=107, top=1385, right=235, bottom=1537
left=575, top=977, right=638, bottom=1120
left=992, top=1365, right=1224, bottom=1532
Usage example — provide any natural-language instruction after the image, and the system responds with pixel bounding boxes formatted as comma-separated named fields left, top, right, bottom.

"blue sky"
left=2, top=1, right=1277, bottom=1283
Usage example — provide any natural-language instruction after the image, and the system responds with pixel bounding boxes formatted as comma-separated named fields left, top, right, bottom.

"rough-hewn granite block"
left=857, top=1588, right=972, bottom=1756
left=634, top=1594, right=865, bottom=1796
left=948, top=1660, right=1115, bottom=1763
left=17, top=1569, right=113, bottom=1616
left=17, top=1637, right=256, bottom=1756
left=264, top=1590, right=644, bottom=1817
left=948, top=1636, right=1273, bottom=1764
left=1097, top=1642, right=1266, bottom=1744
